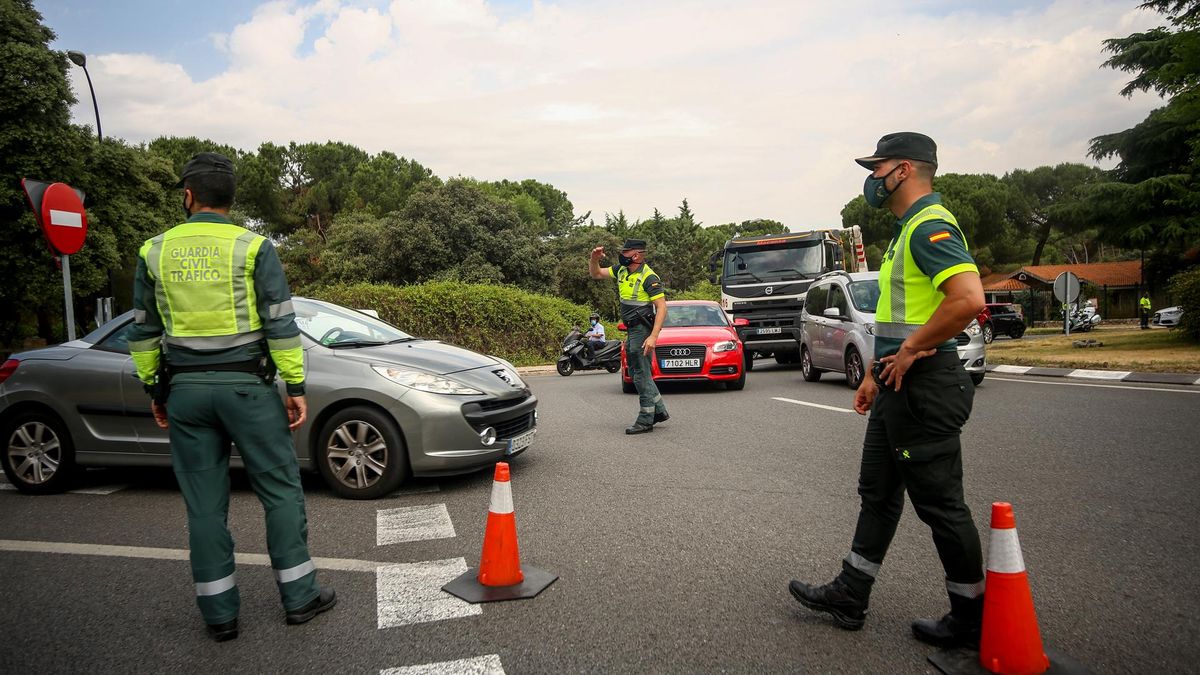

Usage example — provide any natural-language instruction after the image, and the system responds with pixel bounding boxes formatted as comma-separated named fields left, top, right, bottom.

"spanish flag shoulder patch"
left=928, top=231, right=952, bottom=243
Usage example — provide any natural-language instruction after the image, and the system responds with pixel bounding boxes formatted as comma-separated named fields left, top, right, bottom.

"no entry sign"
left=24, top=180, right=89, bottom=255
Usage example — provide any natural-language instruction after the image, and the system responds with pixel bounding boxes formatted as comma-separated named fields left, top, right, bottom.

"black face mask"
left=618, top=253, right=635, bottom=266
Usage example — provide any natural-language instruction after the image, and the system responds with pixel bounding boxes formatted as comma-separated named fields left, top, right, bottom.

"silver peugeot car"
left=0, top=297, right=537, bottom=499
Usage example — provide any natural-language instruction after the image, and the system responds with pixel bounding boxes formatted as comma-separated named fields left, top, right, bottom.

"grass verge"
left=987, top=326, right=1200, bottom=373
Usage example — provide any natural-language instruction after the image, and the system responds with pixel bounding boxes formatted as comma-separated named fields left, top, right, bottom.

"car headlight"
left=713, top=340, right=737, bottom=353
left=864, top=323, right=875, bottom=336
left=372, top=366, right=483, bottom=395
left=490, top=358, right=526, bottom=388
left=965, top=320, right=982, bottom=337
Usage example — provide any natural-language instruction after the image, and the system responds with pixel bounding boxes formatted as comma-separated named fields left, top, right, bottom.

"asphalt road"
left=2, top=362, right=1197, bottom=674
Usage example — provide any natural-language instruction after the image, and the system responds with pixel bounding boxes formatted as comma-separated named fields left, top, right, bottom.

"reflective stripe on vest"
left=616, top=263, right=655, bottom=306
left=141, top=222, right=267, bottom=346
left=875, top=205, right=968, bottom=335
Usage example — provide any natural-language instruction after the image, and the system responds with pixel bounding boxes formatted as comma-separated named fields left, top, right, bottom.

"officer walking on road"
left=589, top=239, right=669, bottom=434
left=127, top=152, right=335, bottom=642
left=1140, top=292, right=1152, bottom=329
left=789, top=133, right=988, bottom=648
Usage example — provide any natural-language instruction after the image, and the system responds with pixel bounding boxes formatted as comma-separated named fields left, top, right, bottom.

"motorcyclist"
left=584, top=313, right=607, bottom=360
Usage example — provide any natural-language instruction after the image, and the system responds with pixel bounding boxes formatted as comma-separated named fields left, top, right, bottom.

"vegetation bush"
left=313, top=282, right=606, bottom=365
left=1168, top=267, right=1200, bottom=340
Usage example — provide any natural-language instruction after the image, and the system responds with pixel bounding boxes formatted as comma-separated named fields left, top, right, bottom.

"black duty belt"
left=169, top=360, right=264, bottom=374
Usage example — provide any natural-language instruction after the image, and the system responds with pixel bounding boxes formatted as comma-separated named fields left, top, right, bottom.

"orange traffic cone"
left=442, top=462, right=557, bottom=603
left=979, top=502, right=1049, bottom=674
left=479, top=462, right=523, bottom=586
left=929, top=502, right=1091, bottom=675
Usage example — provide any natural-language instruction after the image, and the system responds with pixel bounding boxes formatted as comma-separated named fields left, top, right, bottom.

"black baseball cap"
left=620, top=238, right=647, bottom=251
left=175, top=152, right=235, bottom=188
left=855, top=132, right=938, bottom=169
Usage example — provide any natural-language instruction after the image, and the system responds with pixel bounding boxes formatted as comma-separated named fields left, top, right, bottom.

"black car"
left=984, top=303, right=1026, bottom=341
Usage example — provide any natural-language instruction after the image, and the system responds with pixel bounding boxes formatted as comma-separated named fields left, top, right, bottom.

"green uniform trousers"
left=625, top=323, right=667, bottom=425
left=166, top=371, right=320, bottom=625
left=837, top=351, right=985, bottom=604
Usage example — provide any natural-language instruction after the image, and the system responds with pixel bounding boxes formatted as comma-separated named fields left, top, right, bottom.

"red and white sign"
left=39, top=182, right=88, bottom=255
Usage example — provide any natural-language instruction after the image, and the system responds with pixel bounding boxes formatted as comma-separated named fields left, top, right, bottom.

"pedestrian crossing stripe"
left=380, top=655, right=504, bottom=675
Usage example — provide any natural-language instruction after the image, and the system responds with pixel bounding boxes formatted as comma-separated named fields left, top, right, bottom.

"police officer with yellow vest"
left=1140, top=292, right=1152, bottom=329
left=589, top=239, right=669, bottom=434
left=127, top=153, right=335, bottom=642
left=790, top=133, right=988, bottom=648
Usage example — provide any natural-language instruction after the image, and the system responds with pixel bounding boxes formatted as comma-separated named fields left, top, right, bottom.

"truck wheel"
left=800, top=347, right=822, bottom=382
left=744, top=351, right=755, bottom=372
left=844, top=347, right=864, bottom=390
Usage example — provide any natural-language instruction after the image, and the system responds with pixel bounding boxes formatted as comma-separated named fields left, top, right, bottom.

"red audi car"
left=619, top=300, right=747, bottom=392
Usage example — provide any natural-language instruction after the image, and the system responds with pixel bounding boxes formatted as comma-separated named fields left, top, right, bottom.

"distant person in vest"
left=789, top=133, right=988, bottom=649
left=588, top=239, right=669, bottom=434
left=127, top=152, right=335, bottom=642
left=1140, top=292, right=1152, bottom=329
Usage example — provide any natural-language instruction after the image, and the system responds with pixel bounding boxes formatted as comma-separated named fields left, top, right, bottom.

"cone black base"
left=928, top=646, right=1094, bottom=675
left=442, top=565, right=558, bottom=604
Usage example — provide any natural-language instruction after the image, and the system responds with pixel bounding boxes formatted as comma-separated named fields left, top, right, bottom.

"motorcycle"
left=557, top=327, right=622, bottom=376
left=1063, top=303, right=1102, bottom=333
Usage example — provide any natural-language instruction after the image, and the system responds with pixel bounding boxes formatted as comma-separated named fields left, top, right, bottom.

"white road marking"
left=377, top=504, right=456, bottom=545
left=772, top=396, right=856, bottom=414
left=0, top=481, right=128, bottom=495
left=986, top=376, right=1200, bottom=395
left=1068, top=368, right=1132, bottom=380
left=377, top=558, right=482, bottom=628
left=990, top=365, right=1032, bottom=374
left=0, top=539, right=389, bottom=572
left=381, top=655, right=505, bottom=675
left=392, top=484, right=441, bottom=496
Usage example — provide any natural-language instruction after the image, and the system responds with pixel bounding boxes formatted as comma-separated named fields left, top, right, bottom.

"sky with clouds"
left=40, top=0, right=1163, bottom=229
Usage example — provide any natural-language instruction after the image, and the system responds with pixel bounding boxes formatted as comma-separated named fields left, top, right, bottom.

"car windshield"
left=664, top=305, right=729, bottom=328
left=723, top=241, right=823, bottom=283
left=848, top=281, right=880, bottom=313
left=293, top=298, right=413, bottom=347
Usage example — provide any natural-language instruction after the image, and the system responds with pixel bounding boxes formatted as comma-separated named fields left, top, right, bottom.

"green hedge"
left=1168, top=267, right=1200, bottom=341
left=312, top=282, right=606, bottom=365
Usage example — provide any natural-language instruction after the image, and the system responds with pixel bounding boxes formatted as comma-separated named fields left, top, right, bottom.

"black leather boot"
left=912, top=593, right=983, bottom=648
left=625, top=422, right=654, bottom=434
left=788, top=577, right=868, bottom=630
left=286, top=587, right=337, bottom=625
left=653, top=411, right=670, bottom=424
left=206, top=618, right=238, bottom=642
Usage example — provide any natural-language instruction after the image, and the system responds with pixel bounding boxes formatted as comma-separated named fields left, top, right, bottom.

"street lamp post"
left=66, top=50, right=102, bottom=142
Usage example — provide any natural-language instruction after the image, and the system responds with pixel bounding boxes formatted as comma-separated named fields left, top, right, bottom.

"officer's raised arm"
left=588, top=246, right=611, bottom=280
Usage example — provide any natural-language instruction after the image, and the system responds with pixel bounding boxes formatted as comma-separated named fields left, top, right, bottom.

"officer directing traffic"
left=127, top=152, right=335, bottom=642
left=790, top=133, right=988, bottom=648
left=589, top=239, right=669, bottom=434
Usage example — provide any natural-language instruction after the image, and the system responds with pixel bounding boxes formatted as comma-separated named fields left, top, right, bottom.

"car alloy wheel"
left=801, top=347, right=822, bottom=382
left=982, top=323, right=994, bottom=344
left=326, top=420, right=388, bottom=491
left=845, top=347, right=864, bottom=390
left=7, top=420, right=62, bottom=485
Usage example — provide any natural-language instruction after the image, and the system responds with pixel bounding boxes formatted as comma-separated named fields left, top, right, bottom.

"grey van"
left=799, top=271, right=986, bottom=388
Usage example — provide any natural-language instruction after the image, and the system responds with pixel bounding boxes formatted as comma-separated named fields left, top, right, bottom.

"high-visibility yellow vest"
left=139, top=222, right=267, bottom=350
left=1140, top=297, right=1152, bottom=311
left=611, top=263, right=661, bottom=305
left=874, top=204, right=971, bottom=339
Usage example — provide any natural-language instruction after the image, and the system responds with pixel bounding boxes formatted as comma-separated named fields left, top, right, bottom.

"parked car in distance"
left=0, top=297, right=537, bottom=499
left=619, top=300, right=746, bottom=392
left=1153, top=305, right=1183, bottom=327
left=983, top=302, right=1025, bottom=342
left=799, top=271, right=988, bottom=387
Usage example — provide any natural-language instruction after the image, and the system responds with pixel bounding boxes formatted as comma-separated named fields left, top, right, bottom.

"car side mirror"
left=732, top=318, right=750, bottom=327
left=822, top=307, right=844, bottom=320
left=617, top=322, right=627, bottom=331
